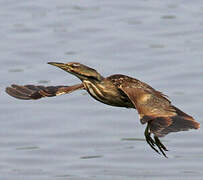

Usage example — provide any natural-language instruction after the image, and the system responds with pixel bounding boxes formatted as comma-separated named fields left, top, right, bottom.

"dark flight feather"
left=149, top=106, right=200, bottom=137
left=6, top=84, right=84, bottom=100
left=119, top=85, right=200, bottom=137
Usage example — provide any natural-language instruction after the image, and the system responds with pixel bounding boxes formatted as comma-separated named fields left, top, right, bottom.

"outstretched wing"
left=6, top=84, right=84, bottom=100
left=119, top=82, right=200, bottom=137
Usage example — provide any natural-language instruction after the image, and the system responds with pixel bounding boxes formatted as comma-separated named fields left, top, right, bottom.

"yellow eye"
left=71, top=63, right=80, bottom=67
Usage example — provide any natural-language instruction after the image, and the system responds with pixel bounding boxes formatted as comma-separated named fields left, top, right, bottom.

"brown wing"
left=119, top=83, right=200, bottom=137
left=6, top=84, right=84, bottom=100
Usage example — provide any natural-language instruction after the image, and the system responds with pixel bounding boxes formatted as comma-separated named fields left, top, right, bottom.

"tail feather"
left=149, top=105, right=200, bottom=137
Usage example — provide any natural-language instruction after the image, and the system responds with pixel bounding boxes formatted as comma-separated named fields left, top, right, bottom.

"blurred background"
left=1, top=0, right=203, bottom=180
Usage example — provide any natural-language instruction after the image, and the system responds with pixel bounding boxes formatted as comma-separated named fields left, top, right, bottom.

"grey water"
left=1, top=0, right=203, bottom=180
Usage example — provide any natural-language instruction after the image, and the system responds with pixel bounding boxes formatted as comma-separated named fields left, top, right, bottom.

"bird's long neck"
left=83, top=79, right=106, bottom=102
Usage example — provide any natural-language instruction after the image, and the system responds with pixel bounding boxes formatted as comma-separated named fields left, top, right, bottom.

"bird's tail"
left=149, top=106, right=200, bottom=137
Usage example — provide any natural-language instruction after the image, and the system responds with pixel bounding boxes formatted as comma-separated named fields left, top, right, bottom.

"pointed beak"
left=47, top=62, right=66, bottom=67
left=47, top=62, right=71, bottom=70
left=47, top=62, right=74, bottom=73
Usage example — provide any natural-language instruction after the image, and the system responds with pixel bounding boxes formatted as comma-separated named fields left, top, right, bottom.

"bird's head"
left=47, top=62, right=103, bottom=81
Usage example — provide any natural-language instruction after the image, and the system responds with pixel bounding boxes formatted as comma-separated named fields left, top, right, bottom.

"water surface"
left=1, top=0, right=203, bottom=180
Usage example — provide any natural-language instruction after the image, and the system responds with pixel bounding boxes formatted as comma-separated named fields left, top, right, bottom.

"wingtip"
left=186, top=116, right=200, bottom=130
left=5, top=87, right=11, bottom=94
left=195, top=122, right=200, bottom=129
left=5, top=86, right=30, bottom=100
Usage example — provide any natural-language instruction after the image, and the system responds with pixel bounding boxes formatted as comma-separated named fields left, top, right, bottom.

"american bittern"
left=6, top=62, right=200, bottom=157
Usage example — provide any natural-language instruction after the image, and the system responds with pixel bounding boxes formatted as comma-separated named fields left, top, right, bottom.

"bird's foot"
left=144, top=125, right=168, bottom=158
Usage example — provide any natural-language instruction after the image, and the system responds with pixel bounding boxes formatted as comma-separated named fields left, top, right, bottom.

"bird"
left=5, top=62, right=200, bottom=157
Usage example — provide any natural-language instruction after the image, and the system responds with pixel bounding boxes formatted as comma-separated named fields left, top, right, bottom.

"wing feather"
left=6, top=84, right=84, bottom=100
left=119, top=83, right=200, bottom=137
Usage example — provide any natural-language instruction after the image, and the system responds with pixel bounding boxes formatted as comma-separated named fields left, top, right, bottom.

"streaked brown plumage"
left=5, top=62, right=200, bottom=157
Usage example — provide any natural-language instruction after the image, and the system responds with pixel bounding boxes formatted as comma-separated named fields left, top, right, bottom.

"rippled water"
left=1, top=0, right=203, bottom=180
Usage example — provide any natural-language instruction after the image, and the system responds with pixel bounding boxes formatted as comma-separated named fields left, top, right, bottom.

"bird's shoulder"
left=106, top=74, right=140, bottom=86
left=106, top=74, right=170, bottom=104
left=106, top=74, right=155, bottom=91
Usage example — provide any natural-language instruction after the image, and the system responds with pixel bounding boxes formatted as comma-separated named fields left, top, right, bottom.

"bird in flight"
left=6, top=62, right=200, bottom=157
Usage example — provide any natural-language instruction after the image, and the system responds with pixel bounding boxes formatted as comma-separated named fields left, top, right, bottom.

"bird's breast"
left=83, top=80, right=133, bottom=107
left=83, top=80, right=104, bottom=101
